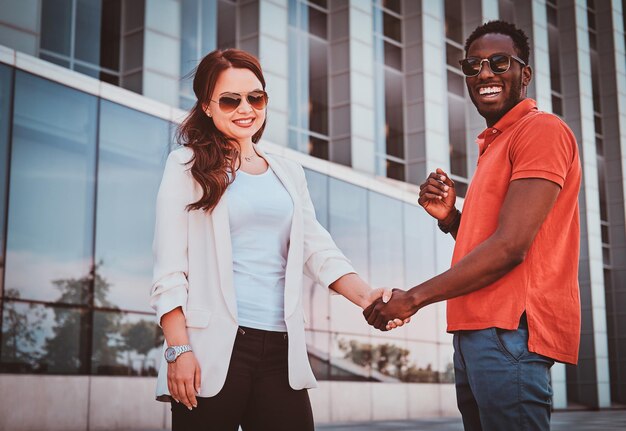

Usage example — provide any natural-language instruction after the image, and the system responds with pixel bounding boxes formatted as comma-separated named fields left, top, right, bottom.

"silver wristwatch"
left=164, top=344, right=193, bottom=363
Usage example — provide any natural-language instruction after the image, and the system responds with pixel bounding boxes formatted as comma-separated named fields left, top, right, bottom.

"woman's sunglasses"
left=458, top=54, right=526, bottom=77
left=211, top=90, right=268, bottom=113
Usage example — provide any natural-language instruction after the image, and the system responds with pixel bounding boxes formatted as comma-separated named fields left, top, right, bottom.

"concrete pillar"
left=559, top=0, right=610, bottom=409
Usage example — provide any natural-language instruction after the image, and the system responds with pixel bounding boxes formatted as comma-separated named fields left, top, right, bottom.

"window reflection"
left=0, top=65, right=12, bottom=290
left=331, top=333, right=373, bottom=381
left=5, top=72, right=97, bottom=303
left=96, top=101, right=169, bottom=312
left=385, top=70, right=404, bottom=158
left=368, top=192, right=404, bottom=288
left=0, top=299, right=86, bottom=374
left=92, top=311, right=162, bottom=375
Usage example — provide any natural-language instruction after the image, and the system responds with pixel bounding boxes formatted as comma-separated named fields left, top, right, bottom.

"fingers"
left=185, top=379, right=198, bottom=409
left=194, top=365, right=201, bottom=394
left=382, top=288, right=392, bottom=303
left=418, top=177, right=451, bottom=200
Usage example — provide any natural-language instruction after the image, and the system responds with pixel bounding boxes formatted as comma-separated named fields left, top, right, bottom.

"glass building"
left=0, top=0, right=624, bottom=429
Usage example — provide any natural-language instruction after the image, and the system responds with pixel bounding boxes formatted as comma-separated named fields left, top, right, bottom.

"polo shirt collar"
left=476, top=98, right=538, bottom=155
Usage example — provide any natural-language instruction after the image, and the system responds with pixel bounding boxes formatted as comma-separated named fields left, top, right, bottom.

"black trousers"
left=171, top=326, right=314, bottom=431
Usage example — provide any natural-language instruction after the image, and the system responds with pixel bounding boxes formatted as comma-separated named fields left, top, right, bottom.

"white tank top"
left=227, top=167, right=293, bottom=332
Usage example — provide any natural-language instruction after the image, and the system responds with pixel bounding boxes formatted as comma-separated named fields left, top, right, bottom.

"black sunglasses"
left=211, top=90, right=269, bottom=113
left=459, top=53, right=526, bottom=77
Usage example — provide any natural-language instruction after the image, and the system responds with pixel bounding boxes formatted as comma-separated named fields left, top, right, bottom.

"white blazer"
left=150, top=145, right=354, bottom=400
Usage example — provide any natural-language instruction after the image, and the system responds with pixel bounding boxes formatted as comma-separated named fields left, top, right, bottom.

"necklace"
left=243, top=153, right=257, bottom=162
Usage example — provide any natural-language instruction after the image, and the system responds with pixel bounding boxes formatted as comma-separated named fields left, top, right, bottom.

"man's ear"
left=522, top=65, right=532, bottom=87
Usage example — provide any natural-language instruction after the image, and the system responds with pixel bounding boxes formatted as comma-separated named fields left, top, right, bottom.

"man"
left=364, top=20, right=581, bottom=430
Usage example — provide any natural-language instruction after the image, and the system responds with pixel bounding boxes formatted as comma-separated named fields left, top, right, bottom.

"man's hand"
left=418, top=168, right=456, bottom=221
left=363, top=289, right=417, bottom=331
left=363, top=288, right=410, bottom=329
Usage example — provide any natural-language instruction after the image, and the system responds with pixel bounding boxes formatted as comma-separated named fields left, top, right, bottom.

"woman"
left=150, top=49, right=404, bottom=430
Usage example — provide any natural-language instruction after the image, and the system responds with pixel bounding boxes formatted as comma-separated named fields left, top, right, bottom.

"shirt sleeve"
left=509, top=113, right=576, bottom=188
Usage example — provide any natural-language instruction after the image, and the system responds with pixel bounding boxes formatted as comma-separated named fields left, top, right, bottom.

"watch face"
left=164, top=347, right=177, bottom=363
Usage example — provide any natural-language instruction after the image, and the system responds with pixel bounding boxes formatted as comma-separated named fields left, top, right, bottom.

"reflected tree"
left=339, top=338, right=441, bottom=383
left=0, top=289, right=46, bottom=371
left=44, top=263, right=121, bottom=373
left=120, top=319, right=163, bottom=375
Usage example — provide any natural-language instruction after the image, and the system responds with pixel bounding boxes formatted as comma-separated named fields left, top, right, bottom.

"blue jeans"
left=453, top=313, right=554, bottom=431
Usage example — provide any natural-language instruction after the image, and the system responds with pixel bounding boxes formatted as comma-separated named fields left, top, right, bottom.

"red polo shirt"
left=447, top=98, right=581, bottom=364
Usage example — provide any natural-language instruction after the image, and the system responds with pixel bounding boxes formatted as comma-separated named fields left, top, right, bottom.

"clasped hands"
left=364, top=288, right=416, bottom=331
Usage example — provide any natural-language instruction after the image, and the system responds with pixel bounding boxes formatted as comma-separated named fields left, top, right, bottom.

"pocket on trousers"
left=492, top=327, right=528, bottom=363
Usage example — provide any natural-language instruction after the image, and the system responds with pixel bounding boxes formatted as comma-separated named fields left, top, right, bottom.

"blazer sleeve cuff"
left=150, top=274, right=188, bottom=327
left=317, top=259, right=356, bottom=290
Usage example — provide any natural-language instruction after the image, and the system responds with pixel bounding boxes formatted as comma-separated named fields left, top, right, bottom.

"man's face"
left=465, top=33, right=531, bottom=127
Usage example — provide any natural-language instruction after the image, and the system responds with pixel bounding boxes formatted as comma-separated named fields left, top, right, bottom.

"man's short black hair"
left=464, top=20, right=530, bottom=64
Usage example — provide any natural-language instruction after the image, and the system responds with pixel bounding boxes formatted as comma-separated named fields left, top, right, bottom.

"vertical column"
left=559, top=0, right=610, bottom=409
left=258, top=0, right=289, bottom=146
left=529, top=0, right=553, bottom=111
left=142, top=0, right=181, bottom=106
left=597, top=0, right=626, bottom=405
left=345, top=0, right=376, bottom=173
left=421, top=0, right=449, bottom=177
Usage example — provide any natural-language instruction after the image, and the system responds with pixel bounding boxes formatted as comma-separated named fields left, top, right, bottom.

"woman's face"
left=205, top=67, right=267, bottom=145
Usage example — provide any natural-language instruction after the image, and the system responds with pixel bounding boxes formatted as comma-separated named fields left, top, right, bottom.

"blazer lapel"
left=211, top=194, right=238, bottom=322
left=257, top=148, right=304, bottom=320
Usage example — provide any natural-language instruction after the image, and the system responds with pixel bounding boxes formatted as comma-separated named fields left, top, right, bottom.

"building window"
left=39, top=0, right=144, bottom=93
left=547, top=0, right=563, bottom=117
left=374, top=0, right=406, bottom=181
left=445, top=0, right=468, bottom=197
left=288, top=0, right=330, bottom=160
left=179, top=0, right=239, bottom=109
left=0, top=65, right=12, bottom=296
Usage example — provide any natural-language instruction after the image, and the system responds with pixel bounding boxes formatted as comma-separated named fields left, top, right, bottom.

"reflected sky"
left=5, top=72, right=97, bottom=303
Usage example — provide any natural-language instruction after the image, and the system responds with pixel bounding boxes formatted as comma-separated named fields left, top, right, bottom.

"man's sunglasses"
left=211, top=90, right=269, bottom=113
left=458, top=54, right=526, bottom=77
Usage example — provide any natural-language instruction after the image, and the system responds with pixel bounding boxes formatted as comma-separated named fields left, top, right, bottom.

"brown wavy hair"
left=177, top=49, right=267, bottom=212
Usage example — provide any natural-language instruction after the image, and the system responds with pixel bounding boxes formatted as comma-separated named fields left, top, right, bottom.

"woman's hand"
left=167, top=351, right=201, bottom=410
left=364, top=287, right=411, bottom=329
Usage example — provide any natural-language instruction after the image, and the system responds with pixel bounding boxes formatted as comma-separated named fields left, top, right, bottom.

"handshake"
left=361, top=288, right=416, bottom=332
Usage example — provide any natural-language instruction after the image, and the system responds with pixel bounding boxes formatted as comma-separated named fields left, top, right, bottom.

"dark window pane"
left=383, top=0, right=401, bottom=14
left=448, top=95, right=467, bottom=178
left=40, top=0, right=73, bottom=56
left=594, top=114, right=602, bottom=135
left=309, top=0, right=328, bottom=8
left=552, top=95, right=563, bottom=117
left=587, top=10, right=596, bottom=30
left=308, top=136, right=329, bottom=160
left=386, top=159, right=405, bottom=181
left=447, top=70, right=465, bottom=97
left=601, top=224, right=609, bottom=244
left=92, top=311, right=163, bottom=375
left=589, top=31, right=597, bottom=50
left=39, top=53, right=70, bottom=68
left=548, top=25, right=561, bottom=93
left=309, top=6, right=327, bottom=39
left=5, top=72, right=97, bottom=304
left=100, top=0, right=122, bottom=71
left=95, top=101, right=169, bottom=311
left=498, top=0, right=515, bottom=24
left=446, top=43, right=463, bottom=69
left=547, top=4, right=558, bottom=26
left=218, top=0, right=237, bottom=49
left=0, top=65, right=13, bottom=291
left=454, top=180, right=468, bottom=198
left=596, top=137, right=604, bottom=156
left=123, top=32, right=144, bottom=71
left=384, top=41, right=402, bottom=70
left=444, top=0, right=463, bottom=43
left=383, top=12, right=402, bottom=43
left=1, top=301, right=88, bottom=374
left=385, top=70, right=404, bottom=158
left=309, top=37, right=329, bottom=135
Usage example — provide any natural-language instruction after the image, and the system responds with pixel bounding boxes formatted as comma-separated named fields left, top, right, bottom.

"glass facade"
left=40, top=0, right=144, bottom=92
left=374, top=1, right=407, bottom=182
left=0, top=71, right=168, bottom=375
left=288, top=0, right=331, bottom=160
